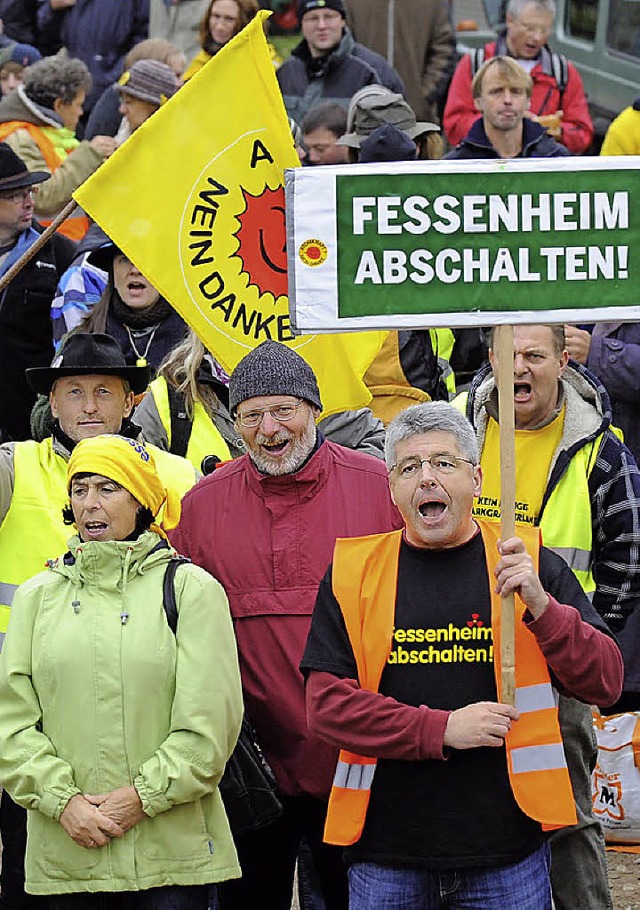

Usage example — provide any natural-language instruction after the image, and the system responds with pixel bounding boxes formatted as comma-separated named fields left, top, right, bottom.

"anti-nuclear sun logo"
left=179, top=136, right=300, bottom=348
left=299, top=238, right=328, bottom=268
left=233, top=186, right=288, bottom=299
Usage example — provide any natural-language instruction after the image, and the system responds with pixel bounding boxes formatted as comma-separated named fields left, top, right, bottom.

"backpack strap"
left=167, top=384, right=193, bottom=460
left=549, top=51, right=569, bottom=100
left=469, top=47, right=486, bottom=77
left=162, top=557, right=190, bottom=634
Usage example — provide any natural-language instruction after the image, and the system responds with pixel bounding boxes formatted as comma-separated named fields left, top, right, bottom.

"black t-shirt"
left=301, top=532, right=607, bottom=870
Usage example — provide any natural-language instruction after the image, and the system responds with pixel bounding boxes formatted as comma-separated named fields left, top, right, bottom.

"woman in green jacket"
left=0, top=434, right=243, bottom=907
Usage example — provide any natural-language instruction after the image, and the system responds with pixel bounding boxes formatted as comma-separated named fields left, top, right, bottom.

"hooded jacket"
left=0, top=531, right=243, bottom=894
left=464, top=360, right=640, bottom=638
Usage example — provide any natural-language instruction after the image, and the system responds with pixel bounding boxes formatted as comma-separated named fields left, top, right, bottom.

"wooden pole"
left=0, top=199, right=79, bottom=295
left=494, top=324, right=517, bottom=707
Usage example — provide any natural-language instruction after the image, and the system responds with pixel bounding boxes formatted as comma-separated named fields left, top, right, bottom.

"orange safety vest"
left=0, top=121, right=89, bottom=241
left=323, top=520, right=577, bottom=846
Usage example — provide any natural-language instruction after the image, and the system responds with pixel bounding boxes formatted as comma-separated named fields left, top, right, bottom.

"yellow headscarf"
left=67, top=435, right=182, bottom=536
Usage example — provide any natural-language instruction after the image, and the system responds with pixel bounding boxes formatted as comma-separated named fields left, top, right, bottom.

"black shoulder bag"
left=162, top=558, right=283, bottom=836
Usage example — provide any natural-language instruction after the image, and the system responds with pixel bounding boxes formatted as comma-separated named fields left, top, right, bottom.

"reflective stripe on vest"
left=324, top=530, right=402, bottom=845
left=511, top=742, right=568, bottom=775
left=323, top=521, right=576, bottom=846
left=482, top=520, right=576, bottom=828
left=515, top=682, right=556, bottom=713
left=150, top=377, right=231, bottom=472
left=539, top=436, right=602, bottom=596
left=0, top=583, right=17, bottom=608
left=332, top=753, right=377, bottom=790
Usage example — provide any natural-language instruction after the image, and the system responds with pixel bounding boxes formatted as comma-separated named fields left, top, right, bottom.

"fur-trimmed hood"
left=0, top=84, right=62, bottom=129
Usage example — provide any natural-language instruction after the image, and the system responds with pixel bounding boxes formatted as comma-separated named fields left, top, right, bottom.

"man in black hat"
left=171, top=340, right=402, bottom=910
left=276, top=0, right=403, bottom=124
left=0, top=332, right=198, bottom=910
left=0, top=142, right=76, bottom=443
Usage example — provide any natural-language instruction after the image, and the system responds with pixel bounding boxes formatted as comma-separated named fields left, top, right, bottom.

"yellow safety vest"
left=453, top=390, right=600, bottom=597
left=429, top=328, right=456, bottom=397
left=323, top=521, right=576, bottom=846
left=0, top=437, right=198, bottom=643
left=150, top=377, right=231, bottom=472
left=538, top=440, right=599, bottom=597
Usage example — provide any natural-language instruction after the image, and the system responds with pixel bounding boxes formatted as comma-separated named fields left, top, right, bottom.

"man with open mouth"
left=458, top=322, right=640, bottom=910
left=301, top=400, right=622, bottom=910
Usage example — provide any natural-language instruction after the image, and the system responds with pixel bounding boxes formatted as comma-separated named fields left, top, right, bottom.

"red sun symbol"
left=234, top=186, right=288, bottom=299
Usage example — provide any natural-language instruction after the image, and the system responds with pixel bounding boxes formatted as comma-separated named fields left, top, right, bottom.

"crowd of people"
left=0, top=0, right=635, bottom=909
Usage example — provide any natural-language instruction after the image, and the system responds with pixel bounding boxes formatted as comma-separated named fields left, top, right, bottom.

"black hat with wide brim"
left=0, top=142, right=49, bottom=191
left=26, top=333, right=150, bottom=396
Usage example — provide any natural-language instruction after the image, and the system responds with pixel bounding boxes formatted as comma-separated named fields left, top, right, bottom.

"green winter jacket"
left=0, top=531, right=243, bottom=895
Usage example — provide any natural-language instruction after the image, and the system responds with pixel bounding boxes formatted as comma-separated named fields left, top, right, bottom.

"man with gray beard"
left=170, top=340, right=401, bottom=910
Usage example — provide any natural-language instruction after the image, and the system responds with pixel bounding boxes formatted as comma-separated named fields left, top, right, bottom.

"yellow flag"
left=74, top=12, right=385, bottom=416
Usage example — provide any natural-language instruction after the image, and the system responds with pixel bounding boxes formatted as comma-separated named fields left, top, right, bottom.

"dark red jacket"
left=170, top=439, right=402, bottom=799
left=443, top=38, right=594, bottom=154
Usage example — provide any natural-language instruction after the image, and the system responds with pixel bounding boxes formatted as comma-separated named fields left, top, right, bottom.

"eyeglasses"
left=0, top=187, right=37, bottom=203
left=513, top=18, right=551, bottom=37
left=235, top=399, right=305, bottom=428
left=304, top=11, right=343, bottom=25
left=390, top=454, right=475, bottom=478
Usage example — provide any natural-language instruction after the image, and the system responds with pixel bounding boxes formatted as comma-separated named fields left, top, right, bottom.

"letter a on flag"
left=74, top=12, right=385, bottom=415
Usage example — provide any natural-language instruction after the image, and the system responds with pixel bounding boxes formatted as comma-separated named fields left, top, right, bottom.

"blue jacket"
left=444, top=117, right=571, bottom=159
left=36, top=0, right=148, bottom=113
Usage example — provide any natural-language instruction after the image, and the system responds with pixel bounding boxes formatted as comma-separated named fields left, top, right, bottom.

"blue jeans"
left=348, top=844, right=552, bottom=910
left=42, top=885, right=210, bottom=910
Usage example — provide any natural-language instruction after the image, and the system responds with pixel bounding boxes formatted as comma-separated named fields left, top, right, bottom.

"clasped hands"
left=59, top=786, right=145, bottom=849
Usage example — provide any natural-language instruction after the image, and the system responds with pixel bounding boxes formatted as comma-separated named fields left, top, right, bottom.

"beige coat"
left=345, top=0, right=456, bottom=122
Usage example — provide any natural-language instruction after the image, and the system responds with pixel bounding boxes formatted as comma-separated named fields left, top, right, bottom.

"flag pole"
left=494, top=324, right=517, bottom=707
left=0, top=199, right=78, bottom=294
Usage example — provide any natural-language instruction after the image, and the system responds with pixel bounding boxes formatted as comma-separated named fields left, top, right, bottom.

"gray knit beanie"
left=116, top=59, right=177, bottom=106
left=229, top=341, right=322, bottom=415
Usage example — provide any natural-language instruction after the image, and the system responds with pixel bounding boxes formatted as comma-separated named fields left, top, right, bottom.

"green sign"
left=335, top=168, right=635, bottom=318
